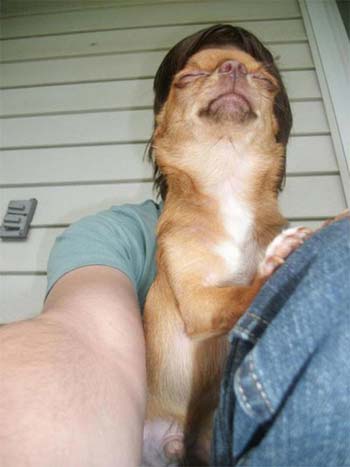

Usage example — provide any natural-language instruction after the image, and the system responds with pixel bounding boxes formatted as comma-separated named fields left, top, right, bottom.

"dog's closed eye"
left=175, top=71, right=209, bottom=88
left=251, top=73, right=278, bottom=92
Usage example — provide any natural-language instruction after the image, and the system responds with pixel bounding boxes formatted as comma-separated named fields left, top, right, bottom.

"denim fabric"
left=212, top=219, right=350, bottom=467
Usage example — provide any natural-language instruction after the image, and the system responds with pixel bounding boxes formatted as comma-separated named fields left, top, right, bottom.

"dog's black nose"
left=218, top=60, right=247, bottom=77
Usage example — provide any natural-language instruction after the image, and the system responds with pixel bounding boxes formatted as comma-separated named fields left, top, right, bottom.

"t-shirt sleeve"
left=46, top=200, right=160, bottom=308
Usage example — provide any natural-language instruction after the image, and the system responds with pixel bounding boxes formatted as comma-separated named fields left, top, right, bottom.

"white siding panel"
left=0, top=183, right=155, bottom=226
left=286, top=135, right=338, bottom=174
left=0, top=176, right=345, bottom=231
left=1, top=227, right=64, bottom=273
left=270, top=43, right=313, bottom=70
left=1, top=110, right=153, bottom=148
left=0, top=51, right=166, bottom=87
left=1, top=43, right=313, bottom=88
left=0, top=135, right=338, bottom=186
left=1, top=276, right=45, bottom=324
left=0, top=102, right=329, bottom=149
left=300, top=1, right=350, bottom=207
left=0, top=1, right=301, bottom=38
left=0, top=79, right=155, bottom=116
left=291, top=101, right=329, bottom=135
left=283, top=70, right=321, bottom=99
left=0, top=144, right=152, bottom=184
left=1, top=20, right=306, bottom=62
left=0, top=0, right=220, bottom=17
left=280, top=175, right=346, bottom=217
left=0, top=71, right=321, bottom=117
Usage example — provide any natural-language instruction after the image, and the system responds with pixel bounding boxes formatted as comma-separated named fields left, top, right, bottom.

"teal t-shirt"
left=46, top=200, right=161, bottom=309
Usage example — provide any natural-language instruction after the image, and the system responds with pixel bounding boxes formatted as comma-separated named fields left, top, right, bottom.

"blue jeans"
left=212, top=218, right=350, bottom=467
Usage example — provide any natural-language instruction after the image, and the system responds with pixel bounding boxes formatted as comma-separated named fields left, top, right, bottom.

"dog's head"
left=149, top=25, right=292, bottom=198
left=156, top=47, right=279, bottom=138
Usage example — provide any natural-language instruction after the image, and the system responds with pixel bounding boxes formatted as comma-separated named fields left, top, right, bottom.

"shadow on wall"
left=336, top=0, right=350, bottom=38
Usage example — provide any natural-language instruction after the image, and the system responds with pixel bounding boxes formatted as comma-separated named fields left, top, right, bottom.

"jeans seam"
left=246, top=312, right=269, bottom=326
left=247, top=352, right=274, bottom=415
left=237, top=366, right=255, bottom=415
left=234, top=325, right=258, bottom=343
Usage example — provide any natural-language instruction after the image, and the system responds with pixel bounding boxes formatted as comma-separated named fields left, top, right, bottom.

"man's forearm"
left=0, top=315, right=145, bottom=467
left=0, top=267, right=147, bottom=467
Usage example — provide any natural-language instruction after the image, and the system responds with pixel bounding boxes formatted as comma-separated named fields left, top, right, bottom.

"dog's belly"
left=147, top=314, right=229, bottom=423
left=147, top=313, right=195, bottom=420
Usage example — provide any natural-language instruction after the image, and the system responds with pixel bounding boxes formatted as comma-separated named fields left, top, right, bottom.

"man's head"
left=148, top=24, right=292, bottom=199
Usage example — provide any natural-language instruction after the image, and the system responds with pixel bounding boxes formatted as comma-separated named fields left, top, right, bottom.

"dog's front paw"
left=259, top=226, right=313, bottom=278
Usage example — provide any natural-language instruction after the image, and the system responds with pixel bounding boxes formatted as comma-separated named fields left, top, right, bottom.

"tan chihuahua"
left=143, top=46, right=311, bottom=465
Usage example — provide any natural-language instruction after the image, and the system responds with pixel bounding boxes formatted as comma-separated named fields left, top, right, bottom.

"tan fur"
left=143, top=47, right=287, bottom=462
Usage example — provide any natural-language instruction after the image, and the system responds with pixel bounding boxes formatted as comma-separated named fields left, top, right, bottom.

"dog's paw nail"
left=298, top=227, right=313, bottom=239
left=260, top=255, right=285, bottom=277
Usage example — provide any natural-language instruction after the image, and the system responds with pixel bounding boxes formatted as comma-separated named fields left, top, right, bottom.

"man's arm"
left=0, top=265, right=146, bottom=467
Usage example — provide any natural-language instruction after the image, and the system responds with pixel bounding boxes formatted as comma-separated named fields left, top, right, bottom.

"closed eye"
left=251, top=73, right=278, bottom=92
left=175, top=71, right=209, bottom=88
left=252, top=73, right=272, bottom=83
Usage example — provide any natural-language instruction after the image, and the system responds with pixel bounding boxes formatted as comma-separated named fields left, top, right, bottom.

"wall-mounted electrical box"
left=0, top=199, right=37, bottom=240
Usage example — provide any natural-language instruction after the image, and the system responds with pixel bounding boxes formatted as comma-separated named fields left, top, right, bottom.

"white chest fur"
left=205, top=179, right=259, bottom=286
left=192, top=137, right=266, bottom=287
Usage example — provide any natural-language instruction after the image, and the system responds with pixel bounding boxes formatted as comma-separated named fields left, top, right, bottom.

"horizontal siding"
left=0, top=135, right=338, bottom=186
left=0, top=1, right=233, bottom=17
left=1, top=276, right=46, bottom=324
left=0, top=176, right=346, bottom=232
left=0, top=144, right=152, bottom=185
left=286, top=135, right=338, bottom=174
left=0, top=1, right=301, bottom=38
left=0, top=43, right=314, bottom=88
left=0, top=101, right=330, bottom=149
left=0, top=70, right=321, bottom=117
left=1, top=19, right=306, bottom=62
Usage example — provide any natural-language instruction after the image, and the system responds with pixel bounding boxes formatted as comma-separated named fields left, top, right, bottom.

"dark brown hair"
left=148, top=24, right=292, bottom=200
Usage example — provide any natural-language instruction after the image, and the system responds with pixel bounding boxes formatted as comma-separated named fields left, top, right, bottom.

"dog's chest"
left=206, top=186, right=260, bottom=286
